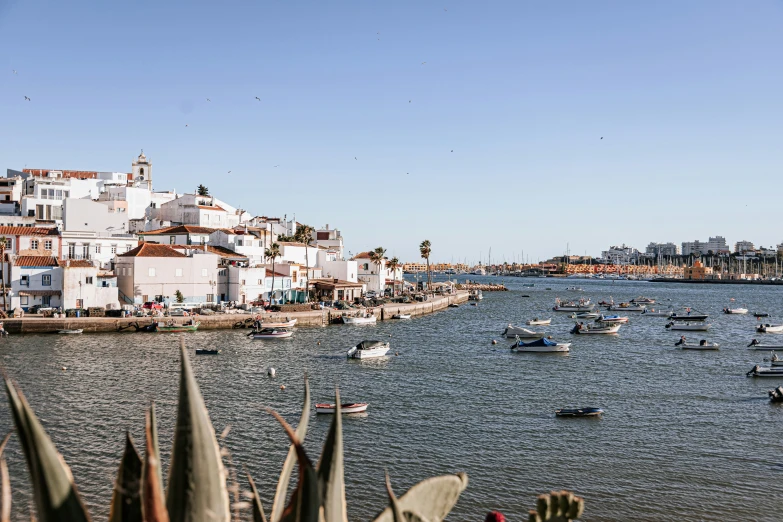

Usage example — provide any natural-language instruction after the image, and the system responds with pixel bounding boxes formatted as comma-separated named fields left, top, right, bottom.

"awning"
left=18, top=290, right=62, bottom=296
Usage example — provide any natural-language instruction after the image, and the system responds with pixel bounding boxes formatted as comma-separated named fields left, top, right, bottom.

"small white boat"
left=630, top=297, right=656, bottom=305
left=251, top=328, right=293, bottom=339
left=674, top=338, right=719, bottom=350
left=510, top=337, right=571, bottom=353
left=347, top=340, right=390, bottom=359
left=468, top=290, right=484, bottom=301
left=552, top=298, right=594, bottom=312
left=570, top=323, right=621, bottom=334
left=756, top=324, right=783, bottom=333
left=569, top=312, right=600, bottom=320
left=526, top=318, right=552, bottom=326
left=502, top=325, right=544, bottom=339
left=565, top=286, right=583, bottom=292
left=608, top=303, right=646, bottom=312
left=765, top=353, right=783, bottom=367
left=392, top=314, right=411, bottom=320
left=746, top=365, right=783, bottom=378
left=723, top=307, right=748, bottom=315
left=58, top=329, right=83, bottom=335
left=342, top=314, right=377, bottom=325
left=259, top=318, right=297, bottom=328
left=666, top=322, right=711, bottom=331
left=315, top=402, right=369, bottom=414
left=641, top=309, right=673, bottom=317
left=596, top=314, right=629, bottom=324
left=748, top=340, right=783, bottom=350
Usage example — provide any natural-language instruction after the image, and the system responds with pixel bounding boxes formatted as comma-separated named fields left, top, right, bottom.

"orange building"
left=683, top=261, right=714, bottom=280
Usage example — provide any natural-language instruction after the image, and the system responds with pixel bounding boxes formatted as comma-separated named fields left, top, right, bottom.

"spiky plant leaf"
left=166, top=342, right=230, bottom=522
left=142, top=403, right=168, bottom=522
left=1, top=431, right=12, bottom=522
left=372, top=473, right=468, bottom=522
left=108, top=432, right=142, bottom=522
left=384, top=473, right=406, bottom=522
left=3, top=378, right=91, bottom=522
left=246, top=472, right=267, bottom=522
left=316, top=391, right=347, bottom=522
left=270, top=376, right=310, bottom=522
left=267, top=409, right=319, bottom=522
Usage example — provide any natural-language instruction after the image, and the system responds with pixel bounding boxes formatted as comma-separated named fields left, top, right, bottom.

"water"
left=1, top=277, right=782, bottom=520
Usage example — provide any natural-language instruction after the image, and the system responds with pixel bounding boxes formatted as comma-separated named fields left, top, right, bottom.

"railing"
left=118, top=288, right=134, bottom=304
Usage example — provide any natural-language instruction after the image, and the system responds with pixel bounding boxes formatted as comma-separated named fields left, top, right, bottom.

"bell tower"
left=131, top=150, right=152, bottom=190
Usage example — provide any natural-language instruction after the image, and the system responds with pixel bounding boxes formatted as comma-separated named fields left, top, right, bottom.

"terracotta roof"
left=141, top=225, right=217, bottom=235
left=14, top=256, right=59, bottom=267
left=353, top=251, right=372, bottom=259
left=61, top=260, right=95, bottom=268
left=19, top=290, right=61, bottom=296
left=170, top=244, right=247, bottom=259
left=0, top=226, right=59, bottom=236
left=23, top=169, right=100, bottom=179
left=278, top=242, right=310, bottom=247
left=119, top=243, right=187, bottom=258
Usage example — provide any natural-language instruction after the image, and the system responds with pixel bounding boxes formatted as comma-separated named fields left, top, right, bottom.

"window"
left=3, top=238, right=11, bottom=250
left=236, top=239, right=243, bottom=246
left=44, top=240, right=52, bottom=250
left=31, top=240, right=38, bottom=249
left=363, top=263, right=369, bottom=270
left=206, top=294, right=214, bottom=303
left=42, top=295, right=50, bottom=307
left=36, top=205, right=44, bottom=219
left=292, top=271, right=297, bottom=283
left=125, top=245, right=132, bottom=252
left=170, top=236, right=176, bottom=244
left=258, top=279, right=262, bottom=285
left=95, top=244, right=101, bottom=254
left=241, top=280, right=246, bottom=285
left=82, top=245, right=89, bottom=258
left=20, top=275, right=29, bottom=286
left=148, top=268, right=156, bottom=277
left=201, top=269, right=208, bottom=277
left=68, top=244, right=75, bottom=259
left=85, top=277, right=93, bottom=285
left=20, top=296, right=28, bottom=306
left=111, top=245, right=117, bottom=254
left=55, top=189, right=62, bottom=199
left=63, top=191, right=69, bottom=198
left=175, top=268, right=183, bottom=277
left=42, top=275, right=51, bottom=286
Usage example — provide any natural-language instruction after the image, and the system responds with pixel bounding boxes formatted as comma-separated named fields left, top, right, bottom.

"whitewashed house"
left=225, top=265, right=266, bottom=304
left=354, top=251, right=386, bottom=293
left=149, top=194, right=241, bottom=229
left=9, top=255, right=62, bottom=311
left=61, top=259, right=118, bottom=310
left=314, top=226, right=345, bottom=259
left=60, top=231, right=138, bottom=269
left=278, top=242, right=319, bottom=268
left=138, top=225, right=218, bottom=246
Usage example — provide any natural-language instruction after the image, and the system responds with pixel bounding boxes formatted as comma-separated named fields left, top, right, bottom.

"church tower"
left=131, top=150, right=152, bottom=190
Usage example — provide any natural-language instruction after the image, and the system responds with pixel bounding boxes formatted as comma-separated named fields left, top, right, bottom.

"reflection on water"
left=1, top=277, right=783, bottom=520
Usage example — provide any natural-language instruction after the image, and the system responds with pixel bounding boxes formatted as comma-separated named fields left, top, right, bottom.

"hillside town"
left=1, top=151, right=410, bottom=315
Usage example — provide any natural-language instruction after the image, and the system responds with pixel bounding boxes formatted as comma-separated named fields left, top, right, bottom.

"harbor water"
left=1, top=276, right=782, bottom=520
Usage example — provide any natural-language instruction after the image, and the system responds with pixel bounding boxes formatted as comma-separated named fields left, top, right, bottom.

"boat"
left=608, top=303, right=646, bottom=312
left=598, top=299, right=614, bottom=306
left=748, top=339, right=783, bottom=350
left=674, top=337, right=719, bottom=350
left=521, top=283, right=535, bottom=288
left=595, top=314, right=629, bottom=324
left=665, top=321, right=710, bottom=331
left=526, top=318, right=552, bottom=325
left=754, top=312, right=770, bottom=318
left=501, top=325, right=544, bottom=339
left=555, top=407, right=603, bottom=417
left=756, top=324, right=783, bottom=333
left=640, top=308, right=673, bottom=317
left=448, top=304, right=460, bottom=308
left=764, top=353, right=783, bottom=367
left=258, top=318, right=297, bottom=328
left=195, top=349, right=221, bottom=355
left=568, top=312, right=600, bottom=320
left=250, top=327, right=293, bottom=339
left=157, top=322, right=200, bottom=333
left=510, top=337, right=571, bottom=353
left=723, top=307, right=749, bottom=315
left=630, top=297, right=656, bottom=305
left=342, top=313, right=377, bottom=325
left=315, top=402, right=369, bottom=414
left=468, top=290, right=484, bottom=301
left=565, top=286, right=583, bottom=292
left=552, top=298, right=594, bottom=312
left=670, top=310, right=709, bottom=321
left=769, top=386, right=783, bottom=403
left=570, top=323, right=621, bottom=334
left=392, top=314, right=411, bottom=320
left=58, top=329, right=83, bottom=334
left=347, top=340, right=390, bottom=359
left=746, top=365, right=783, bottom=378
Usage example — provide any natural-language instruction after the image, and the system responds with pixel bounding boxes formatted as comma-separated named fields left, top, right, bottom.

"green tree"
left=196, top=184, right=209, bottom=196
left=294, top=224, right=315, bottom=302
left=420, top=240, right=432, bottom=294
left=175, top=290, right=185, bottom=303
left=387, top=256, right=400, bottom=296
left=265, top=243, right=281, bottom=305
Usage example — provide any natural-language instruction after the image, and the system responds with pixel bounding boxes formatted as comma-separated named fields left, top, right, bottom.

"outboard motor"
left=748, top=339, right=759, bottom=347
left=665, top=322, right=673, bottom=329
left=747, top=365, right=760, bottom=377
left=675, top=337, right=685, bottom=346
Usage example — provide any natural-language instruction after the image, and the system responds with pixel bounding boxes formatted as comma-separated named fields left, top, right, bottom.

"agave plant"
left=0, top=341, right=473, bottom=522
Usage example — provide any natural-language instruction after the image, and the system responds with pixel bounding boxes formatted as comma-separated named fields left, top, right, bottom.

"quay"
left=456, top=283, right=508, bottom=292
left=1, top=291, right=469, bottom=335
left=651, top=278, right=783, bottom=286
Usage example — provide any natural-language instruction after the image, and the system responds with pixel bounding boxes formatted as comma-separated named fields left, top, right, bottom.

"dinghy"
left=764, top=353, right=783, bottom=367
left=258, top=318, right=297, bottom=328
left=250, top=327, right=293, bottom=339
left=595, top=314, right=629, bottom=324
left=630, top=297, right=656, bottom=305
left=608, top=303, right=646, bottom=312
left=568, top=312, right=600, bottom=320
left=392, top=313, right=411, bottom=320
left=509, top=337, right=571, bottom=353
left=526, top=318, right=552, bottom=325
left=756, top=324, right=783, bottom=333
left=670, top=311, right=709, bottom=321
left=746, top=365, right=783, bottom=378
left=315, top=403, right=369, bottom=414
left=674, top=337, right=719, bottom=350
left=748, top=339, right=783, bottom=350
left=754, top=312, right=770, bottom=318
left=347, top=340, right=390, bottom=359
left=570, top=323, right=621, bottom=334
left=555, top=407, right=603, bottom=417
left=666, top=321, right=710, bottom=331
left=641, top=309, right=673, bottom=317
left=157, top=321, right=199, bottom=333
left=342, top=313, right=377, bottom=325
left=723, top=307, right=748, bottom=315
left=58, top=329, right=83, bottom=334
left=501, top=325, right=544, bottom=339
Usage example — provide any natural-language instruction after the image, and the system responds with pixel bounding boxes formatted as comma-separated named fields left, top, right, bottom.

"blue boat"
left=510, top=337, right=571, bottom=352
left=555, top=407, right=603, bottom=417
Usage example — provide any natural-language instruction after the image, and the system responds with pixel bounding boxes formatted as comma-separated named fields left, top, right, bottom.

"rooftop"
left=140, top=225, right=218, bottom=236
left=119, top=243, right=187, bottom=258
left=14, top=255, right=59, bottom=267
left=0, top=226, right=59, bottom=236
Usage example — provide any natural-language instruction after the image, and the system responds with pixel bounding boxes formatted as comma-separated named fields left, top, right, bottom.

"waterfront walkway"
left=2, top=291, right=469, bottom=334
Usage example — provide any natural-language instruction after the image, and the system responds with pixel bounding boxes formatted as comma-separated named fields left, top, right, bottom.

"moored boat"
left=468, top=290, right=484, bottom=301
left=250, top=327, right=293, bottom=339
left=570, top=323, right=621, bottom=334
left=502, top=325, right=544, bottom=339
left=754, top=312, right=770, bottom=318
left=58, top=329, right=83, bottom=334
left=258, top=318, right=297, bottom=328
left=640, top=308, right=673, bottom=317
left=526, top=318, right=552, bottom=325
left=195, top=348, right=221, bottom=355
left=342, top=313, right=377, bottom=325
left=157, top=321, right=200, bottom=333
left=665, top=321, right=710, bottom=331
left=392, top=313, right=411, bottom=320
left=756, top=324, right=783, bottom=333
left=748, top=339, right=783, bottom=350
left=670, top=310, right=709, bottom=321
left=347, top=340, right=390, bottom=359
left=674, top=337, right=719, bottom=350
left=595, top=314, right=629, bottom=324
left=765, top=353, right=783, bottom=367
left=746, top=365, right=783, bottom=378
left=608, top=303, right=646, bottom=312
left=315, top=402, right=369, bottom=414
left=723, top=307, right=749, bottom=315
left=630, top=297, right=656, bottom=305
left=553, top=298, right=594, bottom=312
left=509, top=337, right=571, bottom=353
left=555, top=407, right=603, bottom=417
left=569, top=312, right=600, bottom=320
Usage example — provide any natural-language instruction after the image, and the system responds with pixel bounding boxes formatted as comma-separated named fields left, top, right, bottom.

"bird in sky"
left=255, top=97, right=261, bottom=101
left=24, top=96, right=30, bottom=101
left=206, top=98, right=211, bottom=102
left=273, top=165, right=279, bottom=168
left=601, top=137, right=603, bottom=139
left=451, top=149, right=453, bottom=152
left=185, top=124, right=189, bottom=127
left=12, top=70, right=17, bottom=75
left=228, top=171, right=231, bottom=174
left=421, top=62, right=427, bottom=65
left=409, top=100, right=411, bottom=103
left=355, top=157, right=357, bottom=160
left=444, top=8, right=448, bottom=11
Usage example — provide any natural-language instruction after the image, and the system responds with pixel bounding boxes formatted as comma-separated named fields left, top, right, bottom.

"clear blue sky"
left=2, top=1, right=782, bottom=264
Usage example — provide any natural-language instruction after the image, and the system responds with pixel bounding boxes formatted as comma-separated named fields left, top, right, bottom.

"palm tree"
left=0, top=236, right=6, bottom=312
left=294, top=224, right=315, bottom=302
left=369, top=247, right=386, bottom=296
left=265, top=243, right=281, bottom=306
left=420, top=240, right=432, bottom=294
left=387, top=256, right=400, bottom=296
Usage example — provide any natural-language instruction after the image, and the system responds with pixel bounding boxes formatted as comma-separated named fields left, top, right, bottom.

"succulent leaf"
left=3, top=378, right=91, bottom=522
left=267, top=409, right=319, bottom=522
left=372, top=473, right=468, bottom=522
left=316, top=390, right=347, bottom=522
left=246, top=472, right=268, bottom=522
left=271, top=376, right=310, bottom=522
left=166, top=342, right=230, bottom=522
left=142, top=403, right=168, bottom=522
left=1, top=431, right=11, bottom=522
left=108, top=432, right=143, bottom=522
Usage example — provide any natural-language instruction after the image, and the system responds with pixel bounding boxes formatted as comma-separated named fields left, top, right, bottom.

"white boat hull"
left=757, top=324, right=783, bottom=333
left=315, top=403, right=368, bottom=414
left=502, top=325, right=544, bottom=339
left=342, top=316, right=377, bottom=325
left=252, top=331, right=294, bottom=339
left=749, top=345, right=783, bottom=351
left=608, top=305, right=646, bottom=312
left=58, top=329, right=83, bottom=334
left=347, top=342, right=390, bottom=359
left=526, top=318, right=552, bottom=325
left=724, top=308, right=748, bottom=315
left=259, top=319, right=297, bottom=328
left=641, top=311, right=673, bottom=317
left=392, top=314, right=411, bottom=320
left=512, top=343, right=571, bottom=353
left=679, top=344, right=719, bottom=350
left=572, top=324, right=621, bottom=334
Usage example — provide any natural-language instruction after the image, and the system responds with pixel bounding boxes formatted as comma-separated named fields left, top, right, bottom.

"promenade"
left=2, top=291, right=469, bottom=334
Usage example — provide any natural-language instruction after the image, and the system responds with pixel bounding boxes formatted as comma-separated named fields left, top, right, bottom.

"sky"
left=1, top=1, right=782, bottom=264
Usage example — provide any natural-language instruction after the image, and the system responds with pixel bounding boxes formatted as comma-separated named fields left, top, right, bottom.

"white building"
left=278, top=242, right=319, bottom=267
left=735, top=240, right=755, bottom=254
left=317, top=252, right=359, bottom=283
left=97, top=186, right=153, bottom=220
left=354, top=251, right=386, bottom=293
left=63, top=198, right=130, bottom=234
left=9, top=255, right=62, bottom=311
left=139, top=225, right=217, bottom=246
left=209, top=228, right=269, bottom=265
left=314, top=225, right=345, bottom=259
left=0, top=176, right=23, bottom=215
left=645, top=242, right=679, bottom=257
left=682, top=236, right=729, bottom=256
left=224, top=265, right=266, bottom=304
left=149, top=194, right=241, bottom=229
left=599, top=244, right=640, bottom=265
left=60, top=231, right=138, bottom=269
left=61, top=259, right=118, bottom=310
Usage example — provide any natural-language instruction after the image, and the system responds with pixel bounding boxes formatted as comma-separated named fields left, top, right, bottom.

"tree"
left=420, top=240, right=432, bottom=295
left=369, top=247, right=386, bottom=296
left=294, top=224, right=315, bottom=302
left=174, top=290, right=185, bottom=303
left=0, top=236, right=6, bottom=311
left=196, top=184, right=209, bottom=196
left=265, top=243, right=281, bottom=305
left=387, top=256, right=400, bottom=296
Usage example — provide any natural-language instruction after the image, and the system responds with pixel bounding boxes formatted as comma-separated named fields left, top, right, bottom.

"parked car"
left=143, top=301, right=164, bottom=310
left=169, top=309, right=188, bottom=317
left=365, top=291, right=377, bottom=299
